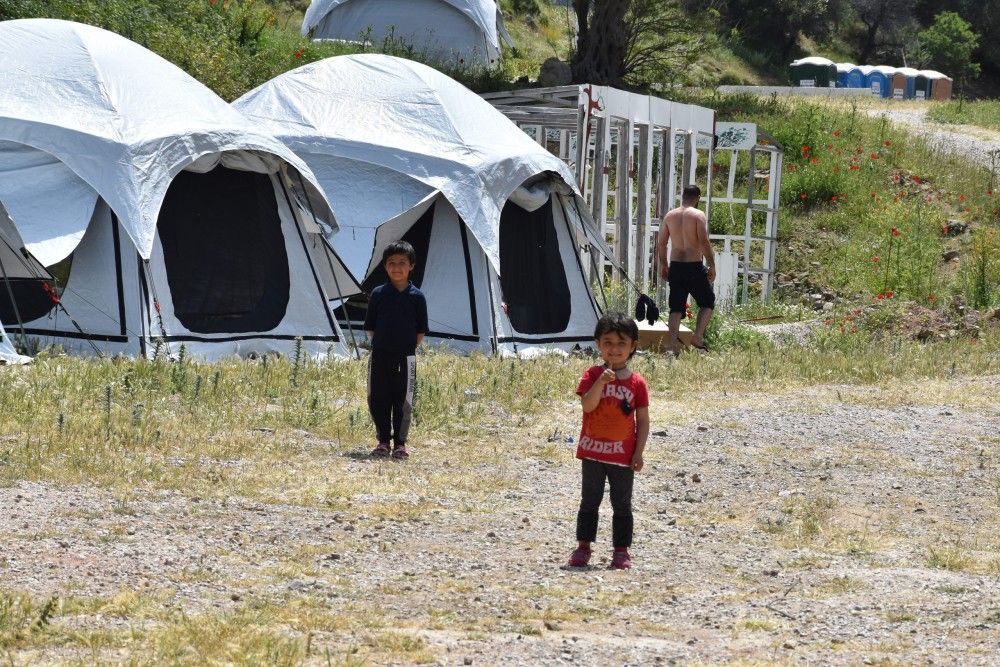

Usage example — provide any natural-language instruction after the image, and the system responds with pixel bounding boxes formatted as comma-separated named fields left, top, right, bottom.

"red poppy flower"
left=898, top=191, right=905, bottom=198
left=942, top=226, right=949, bottom=235
left=800, top=193, right=808, bottom=200
left=993, top=209, right=999, bottom=216
left=959, top=194, right=966, bottom=202
left=294, top=49, right=304, bottom=59
left=787, top=164, right=797, bottom=172
left=892, top=174, right=900, bottom=182
left=927, top=294, right=936, bottom=301
left=912, top=175, right=921, bottom=184
left=884, top=291, right=893, bottom=298
left=988, top=188, right=994, bottom=195
left=891, top=227, right=901, bottom=237
left=872, top=255, right=879, bottom=263
left=833, top=130, right=841, bottom=137
left=850, top=165, right=860, bottom=171
left=876, top=294, right=884, bottom=300
left=831, top=195, right=838, bottom=201
left=884, top=140, right=892, bottom=147
left=870, top=153, right=879, bottom=160
left=827, top=144, right=833, bottom=150
left=854, top=146, right=863, bottom=153
left=801, top=145, right=810, bottom=152
left=810, top=157, right=818, bottom=164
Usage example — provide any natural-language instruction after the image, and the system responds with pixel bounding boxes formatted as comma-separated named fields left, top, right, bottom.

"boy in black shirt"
left=364, top=241, right=428, bottom=459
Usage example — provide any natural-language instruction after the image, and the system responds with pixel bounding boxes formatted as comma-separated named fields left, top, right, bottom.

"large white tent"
left=301, top=0, right=512, bottom=67
left=235, top=55, right=605, bottom=355
left=0, top=19, right=360, bottom=361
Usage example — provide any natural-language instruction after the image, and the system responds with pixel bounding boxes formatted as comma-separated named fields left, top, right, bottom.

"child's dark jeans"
left=576, top=458, right=634, bottom=548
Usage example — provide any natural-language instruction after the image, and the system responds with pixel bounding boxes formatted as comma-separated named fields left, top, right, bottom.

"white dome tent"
left=235, top=55, right=607, bottom=356
left=0, top=19, right=360, bottom=361
left=301, top=0, right=512, bottom=67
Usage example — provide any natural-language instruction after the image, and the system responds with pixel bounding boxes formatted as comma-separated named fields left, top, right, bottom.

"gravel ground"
left=869, top=108, right=1000, bottom=169
left=3, top=376, right=1000, bottom=665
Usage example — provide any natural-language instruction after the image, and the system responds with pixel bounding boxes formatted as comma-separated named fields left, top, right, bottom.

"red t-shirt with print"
left=576, top=365, right=649, bottom=467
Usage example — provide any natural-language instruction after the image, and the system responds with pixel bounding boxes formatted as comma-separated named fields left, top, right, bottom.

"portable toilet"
left=892, top=67, right=919, bottom=99
left=915, top=70, right=937, bottom=100
left=846, top=65, right=868, bottom=88
left=918, top=70, right=952, bottom=100
left=789, top=57, right=837, bottom=88
left=868, top=66, right=897, bottom=98
left=932, top=75, right=953, bottom=100
left=836, top=63, right=855, bottom=87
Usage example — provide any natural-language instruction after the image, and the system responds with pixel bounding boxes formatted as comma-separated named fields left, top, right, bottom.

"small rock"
left=231, top=593, right=242, bottom=602
left=544, top=620, right=561, bottom=631
left=487, top=531, right=497, bottom=538
left=522, top=517, right=530, bottom=525
left=942, top=250, right=961, bottom=262
left=464, top=658, right=474, bottom=666
left=667, top=518, right=677, bottom=526
left=57, top=540, right=69, bottom=549
left=783, top=640, right=796, bottom=649
left=696, top=425, right=709, bottom=432
left=691, top=473, right=702, bottom=483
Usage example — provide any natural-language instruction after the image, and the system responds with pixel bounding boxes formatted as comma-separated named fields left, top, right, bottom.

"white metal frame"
left=481, top=85, right=783, bottom=305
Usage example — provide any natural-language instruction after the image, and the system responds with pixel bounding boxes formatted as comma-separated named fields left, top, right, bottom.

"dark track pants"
left=367, top=350, right=416, bottom=446
left=576, top=458, right=634, bottom=548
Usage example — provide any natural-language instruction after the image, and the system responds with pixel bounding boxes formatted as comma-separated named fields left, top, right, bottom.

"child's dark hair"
left=594, top=311, right=640, bottom=356
left=382, top=240, right=416, bottom=265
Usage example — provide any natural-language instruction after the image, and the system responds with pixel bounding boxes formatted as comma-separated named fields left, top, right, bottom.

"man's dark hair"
left=382, top=240, right=416, bottom=265
left=594, top=311, right=640, bottom=356
left=682, top=185, right=701, bottom=202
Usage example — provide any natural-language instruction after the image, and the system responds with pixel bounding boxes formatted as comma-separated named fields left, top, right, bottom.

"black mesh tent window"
left=498, top=198, right=571, bottom=334
left=157, top=166, right=290, bottom=334
left=0, top=231, right=58, bottom=325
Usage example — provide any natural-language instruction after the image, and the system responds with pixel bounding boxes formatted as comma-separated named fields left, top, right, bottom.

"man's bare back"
left=656, top=203, right=715, bottom=282
left=662, top=205, right=707, bottom=262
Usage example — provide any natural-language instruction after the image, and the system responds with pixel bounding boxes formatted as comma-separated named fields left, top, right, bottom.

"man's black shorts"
left=667, top=261, right=716, bottom=314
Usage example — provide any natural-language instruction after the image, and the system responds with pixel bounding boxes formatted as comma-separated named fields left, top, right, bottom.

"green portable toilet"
left=789, top=57, right=837, bottom=88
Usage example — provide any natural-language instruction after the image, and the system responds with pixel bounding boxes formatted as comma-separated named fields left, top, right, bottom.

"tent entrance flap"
left=157, top=167, right=291, bottom=334
left=0, top=224, right=57, bottom=325
left=499, top=197, right=571, bottom=335
left=361, top=203, right=435, bottom=292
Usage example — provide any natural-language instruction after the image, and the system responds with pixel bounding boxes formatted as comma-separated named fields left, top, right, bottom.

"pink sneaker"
left=568, top=546, right=592, bottom=567
left=371, top=442, right=391, bottom=457
left=611, top=548, right=632, bottom=570
left=391, top=444, right=409, bottom=460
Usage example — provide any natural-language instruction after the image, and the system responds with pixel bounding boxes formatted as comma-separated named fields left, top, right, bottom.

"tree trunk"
left=571, top=0, right=630, bottom=86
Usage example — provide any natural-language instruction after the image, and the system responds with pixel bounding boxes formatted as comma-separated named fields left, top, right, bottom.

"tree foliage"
left=847, top=0, right=916, bottom=64
left=571, top=0, right=706, bottom=87
left=917, top=11, right=981, bottom=86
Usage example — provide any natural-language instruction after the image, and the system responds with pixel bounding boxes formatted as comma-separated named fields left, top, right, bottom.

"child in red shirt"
left=568, top=312, right=650, bottom=570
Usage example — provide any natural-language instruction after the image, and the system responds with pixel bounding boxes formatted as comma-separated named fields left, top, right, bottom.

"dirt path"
left=3, top=377, right=1000, bottom=664
left=870, top=107, right=1000, bottom=170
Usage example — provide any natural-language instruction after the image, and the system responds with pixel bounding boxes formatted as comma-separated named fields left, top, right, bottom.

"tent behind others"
left=0, top=19, right=361, bottom=361
left=301, top=0, right=512, bottom=67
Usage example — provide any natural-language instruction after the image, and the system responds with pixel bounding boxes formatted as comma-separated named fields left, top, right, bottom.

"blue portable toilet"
left=892, top=67, right=919, bottom=99
left=846, top=65, right=867, bottom=88
left=868, top=66, right=897, bottom=98
left=836, top=63, right=855, bottom=87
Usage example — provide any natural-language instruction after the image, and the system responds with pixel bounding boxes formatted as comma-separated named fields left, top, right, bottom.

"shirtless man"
left=656, top=185, right=716, bottom=353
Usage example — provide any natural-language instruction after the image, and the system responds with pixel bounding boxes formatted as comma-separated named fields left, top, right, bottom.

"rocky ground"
left=3, top=374, right=1000, bottom=665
